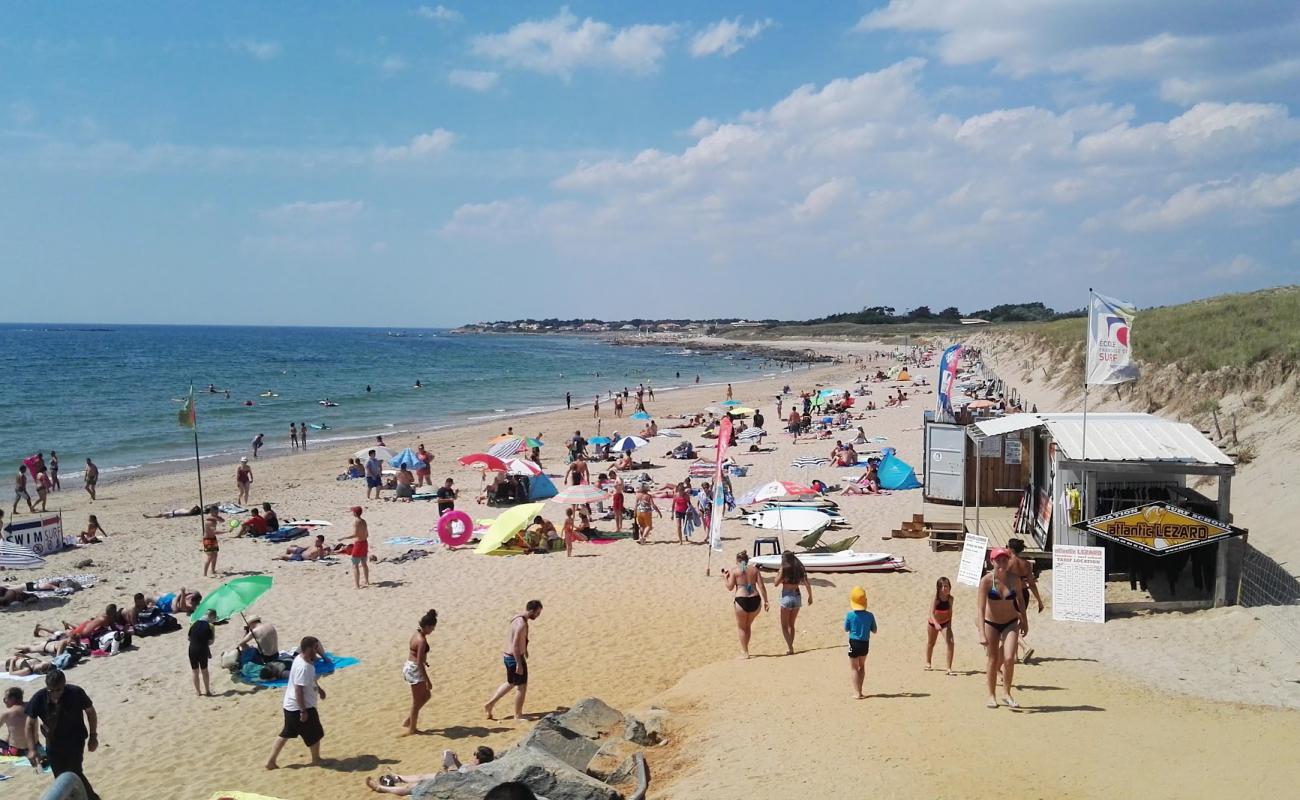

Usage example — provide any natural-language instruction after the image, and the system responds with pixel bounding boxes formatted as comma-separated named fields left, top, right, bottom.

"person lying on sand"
left=13, top=637, right=78, bottom=658
left=2, top=655, right=56, bottom=677
left=142, top=505, right=203, bottom=519
left=147, top=589, right=202, bottom=615
left=0, top=587, right=38, bottom=606
left=276, top=535, right=327, bottom=562
left=366, top=746, right=495, bottom=795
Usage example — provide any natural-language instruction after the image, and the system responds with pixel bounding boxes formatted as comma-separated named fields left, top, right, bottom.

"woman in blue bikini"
left=977, top=548, right=1026, bottom=708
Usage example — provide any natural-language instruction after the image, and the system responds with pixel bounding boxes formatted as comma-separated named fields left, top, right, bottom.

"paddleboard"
left=260, top=392, right=279, bottom=398
left=751, top=550, right=905, bottom=573
left=309, top=424, right=329, bottom=430
left=742, top=508, right=836, bottom=532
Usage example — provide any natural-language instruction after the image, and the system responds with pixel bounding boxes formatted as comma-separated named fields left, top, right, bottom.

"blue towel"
left=238, top=653, right=359, bottom=687
left=265, top=526, right=307, bottom=543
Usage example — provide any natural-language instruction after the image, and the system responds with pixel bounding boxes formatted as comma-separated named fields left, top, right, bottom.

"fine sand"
left=2, top=343, right=1299, bottom=799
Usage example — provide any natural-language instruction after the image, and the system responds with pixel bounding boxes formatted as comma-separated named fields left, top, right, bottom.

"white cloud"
left=690, top=17, right=773, bottom=58
left=416, top=5, right=461, bottom=24
left=448, top=69, right=500, bottom=92
left=228, top=38, right=282, bottom=61
left=856, top=1, right=1300, bottom=104
left=262, top=200, right=365, bottom=223
left=373, top=129, right=457, bottom=162
left=471, top=7, right=678, bottom=77
left=1078, top=102, right=1299, bottom=160
left=793, top=178, right=853, bottom=221
left=380, top=56, right=408, bottom=75
left=1120, top=168, right=1300, bottom=231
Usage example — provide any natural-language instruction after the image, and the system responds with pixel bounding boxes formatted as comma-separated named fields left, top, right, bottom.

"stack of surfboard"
left=742, top=503, right=846, bottom=532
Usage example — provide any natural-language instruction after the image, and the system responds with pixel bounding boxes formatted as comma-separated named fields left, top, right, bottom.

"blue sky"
left=2, top=1, right=1298, bottom=326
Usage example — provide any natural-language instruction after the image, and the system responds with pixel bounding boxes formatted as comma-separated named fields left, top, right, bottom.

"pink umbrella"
left=505, top=458, right=543, bottom=477
left=737, top=480, right=817, bottom=506
left=458, top=453, right=508, bottom=472
left=550, top=484, right=609, bottom=504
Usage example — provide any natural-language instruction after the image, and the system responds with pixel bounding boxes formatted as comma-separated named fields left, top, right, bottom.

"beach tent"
left=877, top=454, right=922, bottom=490
left=897, top=369, right=911, bottom=382
left=388, top=447, right=422, bottom=469
left=527, top=473, right=558, bottom=501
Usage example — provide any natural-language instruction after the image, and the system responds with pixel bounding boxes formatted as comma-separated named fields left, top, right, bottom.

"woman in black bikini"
left=977, top=549, right=1027, bottom=708
left=925, top=576, right=955, bottom=674
left=723, top=550, right=768, bottom=659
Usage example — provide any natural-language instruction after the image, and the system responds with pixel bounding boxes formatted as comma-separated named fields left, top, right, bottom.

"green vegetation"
left=801, top=301, right=1081, bottom=327
left=1026, top=286, right=1300, bottom=372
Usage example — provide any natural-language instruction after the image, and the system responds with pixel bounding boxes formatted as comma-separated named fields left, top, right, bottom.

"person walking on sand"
left=13, top=464, right=35, bottom=514
left=82, top=457, right=98, bottom=502
left=845, top=586, right=877, bottom=699
left=610, top=471, right=625, bottom=532
left=25, top=669, right=101, bottom=799
left=364, top=449, right=383, bottom=500
left=34, top=468, right=51, bottom=511
left=593, top=395, right=600, bottom=418
left=401, top=609, right=438, bottom=736
left=484, top=600, right=543, bottom=722
left=188, top=609, right=217, bottom=697
left=290, top=423, right=299, bottom=451
left=726, top=383, right=733, bottom=400
left=671, top=483, right=691, bottom=544
left=978, top=548, right=1026, bottom=709
left=926, top=577, right=955, bottom=675
left=49, top=450, right=60, bottom=491
left=236, top=457, right=253, bottom=505
left=202, top=507, right=222, bottom=577
left=633, top=484, right=661, bottom=543
left=251, top=433, right=265, bottom=459
left=1007, top=538, right=1044, bottom=663
left=774, top=551, right=813, bottom=655
left=723, top=550, right=767, bottom=659
left=339, top=506, right=370, bottom=589
left=267, top=636, right=327, bottom=769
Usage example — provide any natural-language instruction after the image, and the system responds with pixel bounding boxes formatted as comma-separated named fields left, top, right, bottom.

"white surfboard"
left=284, top=519, right=333, bottom=529
left=742, top=508, right=836, bottom=532
left=751, top=550, right=904, bottom=573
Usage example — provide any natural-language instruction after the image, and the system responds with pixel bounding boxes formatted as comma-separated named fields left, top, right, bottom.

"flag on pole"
left=937, top=343, right=963, bottom=415
left=708, top=416, right=733, bottom=552
left=1085, top=294, right=1140, bottom=385
left=178, top=384, right=197, bottom=428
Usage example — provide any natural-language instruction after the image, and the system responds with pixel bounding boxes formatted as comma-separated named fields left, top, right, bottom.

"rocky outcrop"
left=412, top=746, right=618, bottom=800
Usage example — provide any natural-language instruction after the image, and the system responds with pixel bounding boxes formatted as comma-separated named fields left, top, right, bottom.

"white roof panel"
left=971, top=412, right=1233, bottom=468
left=970, top=414, right=1044, bottom=439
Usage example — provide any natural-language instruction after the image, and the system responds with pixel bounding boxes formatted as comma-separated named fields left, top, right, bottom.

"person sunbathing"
left=276, top=535, right=327, bottom=561
left=57, top=603, right=121, bottom=640
left=614, top=452, right=636, bottom=471
left=142, top=505, right=203, bottom=519
left=3, top=655, right=55, bottom=677
left=148, top=589, right=201, bottom=615
left=0, top=587, right=37, bottom=606
left=367, top=746, right=496, bottom=795
left=13, top=637, right=75, bottom=658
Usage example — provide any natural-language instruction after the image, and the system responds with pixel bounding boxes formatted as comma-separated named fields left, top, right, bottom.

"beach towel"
left=264, top=526, right=307, bottom=544
left=384, top=536, right=440, bottom=547
left=23, top=574, right=99, bottom=598
left=207, top=793, right=288, bottom=800
left=218, top=503, right=246, bottom=515
left=238, top=654, right=359, bottom=688
left=0, top=672, right=43, bottom=682
left=385, top=549, right=430, bottom=564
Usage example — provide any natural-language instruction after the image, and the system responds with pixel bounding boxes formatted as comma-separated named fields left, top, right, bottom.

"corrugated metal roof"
left=970, top=412, right=1233, bottom=467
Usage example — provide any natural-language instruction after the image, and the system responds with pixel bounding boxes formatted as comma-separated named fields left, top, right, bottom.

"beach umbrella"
left=525, top=437, right=543, bottom=448
left=721, top=400, right=741, bottom=407
left=356, top=446, right=394, bottom=462
left=388, top=447, right=422, bottom=469
left=505, top=458, right=543, bottom=477
left=737, top=480, right=817, bottom=506
left=792, top=456, right=831, bottom=469
left=0, top=540, right=46, bottom=570
left=488, top=438, right=526, bottom=459
left=550, top=484, right=609, bottom=504
left=474, top=502, right=546, bottom=554
left=189, top=575, right=272, bottom=622
left=737, top=427, right=766, bottom=441
left=729, top=407, right=755, bottom=416
left=588, top=436, right=613, bottom=446
left=630, top=411, right=652, bottom=421
left=458, top=453, right=509, bottom=472
left=968, top=399, right=996, bottom=409
left=612, top=436, right=649, bottom=452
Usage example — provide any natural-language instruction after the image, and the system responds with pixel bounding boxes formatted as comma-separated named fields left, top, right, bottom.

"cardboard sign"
left=3, top=514, right=65, bottom=555
left=956, top=533, right=989, bottom=587
left=1076, top=502, right=1243, bottom=556
left=1004, top=439, right=1022, bottom=465
left=1052, top=545, right=1106, bottom=623
left=979, top=436, right=1001, bottom=457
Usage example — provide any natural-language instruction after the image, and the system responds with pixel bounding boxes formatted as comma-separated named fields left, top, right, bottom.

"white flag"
left=1086, top=293, right=1139, bottom=385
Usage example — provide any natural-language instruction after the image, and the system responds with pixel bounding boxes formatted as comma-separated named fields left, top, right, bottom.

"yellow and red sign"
left=1077, top=502, right=1243, bottom=556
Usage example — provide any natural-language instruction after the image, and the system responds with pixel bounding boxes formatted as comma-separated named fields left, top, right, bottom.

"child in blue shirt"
left=844, top=586, right=877, bottom=699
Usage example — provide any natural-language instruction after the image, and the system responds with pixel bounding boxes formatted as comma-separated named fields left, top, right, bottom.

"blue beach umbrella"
left=389, top=447, right=422, bottom=469
left=613, top=436, right=649, bottom=452
left=630, top=411, right=652, bottom=420
left=721, top=400, right=741, bottom=407
left=588, top=436, right=613, bottom=445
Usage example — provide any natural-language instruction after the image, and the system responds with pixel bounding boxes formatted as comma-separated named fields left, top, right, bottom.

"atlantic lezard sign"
left=1075, top=502, right=1244, bottom=556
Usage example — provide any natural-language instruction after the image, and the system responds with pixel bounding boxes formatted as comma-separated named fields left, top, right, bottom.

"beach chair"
left=795, top=525, right=828, bottom=549
left=810, top=534, right=859, bottom=553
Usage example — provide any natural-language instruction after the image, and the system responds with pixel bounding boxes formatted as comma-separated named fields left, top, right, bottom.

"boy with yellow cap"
left=845, top=586, right=877, bottom=699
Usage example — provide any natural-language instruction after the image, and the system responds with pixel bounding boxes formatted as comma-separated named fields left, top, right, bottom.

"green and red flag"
left=178, top=384, right=196, bottom=429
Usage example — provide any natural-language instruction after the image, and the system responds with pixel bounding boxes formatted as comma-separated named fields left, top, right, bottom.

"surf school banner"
left=1074, top=502, right=1244, bottom=556
left=936, top=344, right=962, bottom=415
left=3, top=513, right=65, bottom=555
left=709, top=417, right=733, bottom=552
left=1085, top=293, right=1140, bottom=385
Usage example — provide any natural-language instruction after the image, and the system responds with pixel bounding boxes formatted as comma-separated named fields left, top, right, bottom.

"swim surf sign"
left=2, top=513, right=66, bottom=555
left=1074, top=502, right=1243, bottom=556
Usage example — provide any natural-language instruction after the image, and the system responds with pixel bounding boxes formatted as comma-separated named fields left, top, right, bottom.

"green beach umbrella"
left=475, top=502, right=546, bottom=554
left=189, top=574, right=273, bottom=622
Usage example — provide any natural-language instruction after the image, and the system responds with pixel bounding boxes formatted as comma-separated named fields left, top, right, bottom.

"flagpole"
left=1081, top=289, right=1092, bottom=524
left=189, top=382, right=205, bottom=538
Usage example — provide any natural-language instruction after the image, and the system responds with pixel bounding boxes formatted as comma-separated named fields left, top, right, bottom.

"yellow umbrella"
left=474, top=502, right=546, bottom=554
left=729, top=406, right=756, bottom=416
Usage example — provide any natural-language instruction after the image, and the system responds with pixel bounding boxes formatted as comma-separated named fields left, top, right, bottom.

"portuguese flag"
left=178, top=384, right=196, bottom=429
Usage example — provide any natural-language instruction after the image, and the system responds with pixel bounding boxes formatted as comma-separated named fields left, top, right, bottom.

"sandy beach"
left=4, top=342, right=1300, bottom=799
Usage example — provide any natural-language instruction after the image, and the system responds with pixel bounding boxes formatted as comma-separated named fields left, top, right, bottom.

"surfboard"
left=284, top=519, right=333, bottom=529
left=750, top=550, right=905, bottom=573
left=741, top=508, right=837, bottom=532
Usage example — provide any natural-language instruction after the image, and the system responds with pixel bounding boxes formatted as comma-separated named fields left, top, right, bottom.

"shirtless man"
left=565, top=455, right=589, bottom=487
left=338, top=506, right=370, bottom=589
left=1, top=688, right=32, bottom=755
left=13, top=465, right=35, bottom=514
left=276, top=535, right=327, bottom=562
left=484, top=600, right=543, bottom=722
left=84, top=458, right=99, bottom=502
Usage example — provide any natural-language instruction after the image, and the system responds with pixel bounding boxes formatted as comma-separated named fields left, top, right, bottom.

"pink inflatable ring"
left=438, top=510, right=473, bottom=547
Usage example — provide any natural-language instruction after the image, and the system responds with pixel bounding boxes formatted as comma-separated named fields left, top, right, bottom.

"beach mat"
left=237, top=654, right=359, bottom=688
left=0, top=672, right=43, bottom=683
left=384, top=536, right=439, bottom=547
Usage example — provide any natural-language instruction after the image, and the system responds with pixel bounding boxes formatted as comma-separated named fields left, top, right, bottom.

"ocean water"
left=0, top=324, right=783, bottom=478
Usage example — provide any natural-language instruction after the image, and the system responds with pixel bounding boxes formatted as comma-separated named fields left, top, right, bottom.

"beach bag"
left=52, top=651, right=79, bottom=670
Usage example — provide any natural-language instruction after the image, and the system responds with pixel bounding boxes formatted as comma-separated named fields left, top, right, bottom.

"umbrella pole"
left=240, top=611, right=265, bottom=660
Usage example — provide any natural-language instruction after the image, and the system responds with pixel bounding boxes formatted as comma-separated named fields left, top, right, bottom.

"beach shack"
left=967, top=412, right=1245, bottom=609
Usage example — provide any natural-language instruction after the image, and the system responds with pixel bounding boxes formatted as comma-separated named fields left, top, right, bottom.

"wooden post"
left=1211, top=408, right=1222, bottom=440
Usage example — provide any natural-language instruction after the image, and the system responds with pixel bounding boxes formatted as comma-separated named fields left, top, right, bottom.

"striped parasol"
left=0, top=540, right=47, bottom=570
left=791, top=456, right=830, bottom=469
left=488, top=438, right=527, bottom=459
left=737, top=427, right=766, bottom=441
left=550, top=484, right=609, bottom=504
left=736, top=480, right=817, bottom=506
left=505, top=458, right=543, bottom=477
left=612, top=436, right=649, bottom=452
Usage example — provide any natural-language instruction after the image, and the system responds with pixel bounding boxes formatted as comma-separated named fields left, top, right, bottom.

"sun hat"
left=240, top=456, right=248, bottom=462
left=989, top=547, right=1013, bottom=561
left=849, top=586, right=868, bottom=610
left=245, top=615, right=261, bottom=626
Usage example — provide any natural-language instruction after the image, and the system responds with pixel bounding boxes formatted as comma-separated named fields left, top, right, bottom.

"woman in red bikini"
left=925, top=576, right=955, bottom=674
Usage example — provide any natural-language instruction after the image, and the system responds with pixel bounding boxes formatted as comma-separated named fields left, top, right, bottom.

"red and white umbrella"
left=505, top=458, right=543, bottom=477
left=458, top=453, right=508, bottom=472
left=737, top=480, right=817, bottom=506
left=550, top=484, right=609, bottom=504
left=488, top=438, right=527, bottom=459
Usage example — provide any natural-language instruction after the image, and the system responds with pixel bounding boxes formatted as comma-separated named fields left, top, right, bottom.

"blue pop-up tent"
left=389, top=447, right=422, bottom=469
left=527, top=473, right=558, bottom=500
left=878, top=454, right=922, bottom=490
